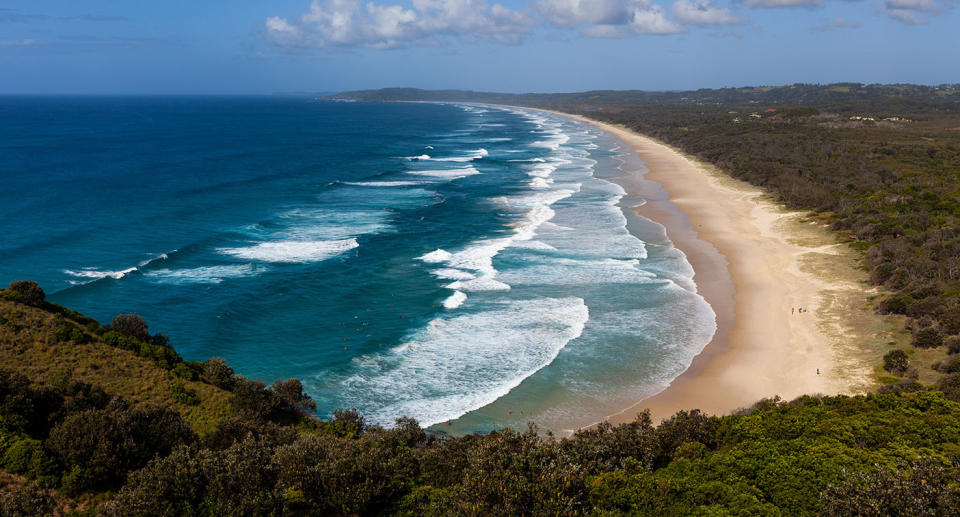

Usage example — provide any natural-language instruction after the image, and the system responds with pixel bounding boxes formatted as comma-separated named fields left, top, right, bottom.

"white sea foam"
left=62, top=251, right=175, bottom=284
left=343, top=181, right=423, bottom=187
left=442, top=291, right=467, bottom=309
left=64, top=266, right=138, bottom=280
left=406, top=166, right=480, bottom=179
left=218, top=238, right=358, bottom=263
left=529, top=177, right=553, bottom=189
left=431, top=268, right=476, bottom=280
left=144, top=264, right=257, bottom=285
left=527, top=163, right=556, bottom=178
left=419, top=249, right=453, bottom=263
left=498, top=258, right=657, bottom=286
left=339, top=297, right=589, bottom=427
left=531, top=133, right=569, bottom=150
left=510, top=240, right=557, bottom=251
left=268, top=208, right=390, bottom=241
left=446, top=277, right=511, bottom=291
left=424, top=148, right=488, bottom=162
left=418, top=171, right=576, bottom=292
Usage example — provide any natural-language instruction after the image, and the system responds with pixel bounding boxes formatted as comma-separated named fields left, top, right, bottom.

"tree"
left=202, top=358, right=234, bottom=389
left=270, top=378, right=317, bottom=414
left=110, top=314, right=151, bottom=343
left=818, top=459, right=960, bottom=516
left=46, top=399, right=195, bottom=490
left=882, top=349, right=909, bottom=375
left=0, top=482, right=56, bottom=517
left=914, top=326, right=944, bottom=348
left=945, top=335, right=960, bottom=354
left=4, top=281, right=45, bottom=306
left=230, top=377, right=281, bottom=420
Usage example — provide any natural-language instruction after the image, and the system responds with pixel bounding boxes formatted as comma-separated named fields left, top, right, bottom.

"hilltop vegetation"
left=326, top=83, right=960, bottom=118
left=4, top=283, right=960, bottom=515
left=331, top=83, right=960, bottom=386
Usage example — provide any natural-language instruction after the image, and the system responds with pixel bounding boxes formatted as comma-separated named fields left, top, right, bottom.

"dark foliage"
left=46, top=398, right=195, bottom=491
left=0, top=482, right=55, bottom=517
left=819, top=458, right=960, bottom=516
left=202, top=357, right=235, bottom=389
left=271, top=378, right=317, bottom=414
left=97, top=390, right=960, bottom=516
left=109, top=314, right=151, bottom=343
left=883, top=349, right=910, bottom=375
left=2, top=282, right=44, bottom=307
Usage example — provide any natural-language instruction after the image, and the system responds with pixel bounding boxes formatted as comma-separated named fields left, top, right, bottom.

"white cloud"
left=533, top=0, right=683, bottom=34
left=535, top=0, right=635, bottom=27
left=882, top=0, right=940, bottom=24
left=266, top=0, right=534, bottom=49
left=885, top=0, right=937, bottom=10
left=627, top=0, right=686, bottom=32
left=741, top=0, right=821, bottom=7
left=266, top=0, right=692, bottom=48
left=269, top=0, right=958, bottom=49
left=811, top=16, right=861, bottom=30
left=884, top=7, right=925, bottom=21
left=671, top=0, right=746, bottom=25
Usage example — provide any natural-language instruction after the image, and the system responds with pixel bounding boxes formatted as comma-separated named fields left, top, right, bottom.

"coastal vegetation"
left=4, top=283, right=960, bottom=515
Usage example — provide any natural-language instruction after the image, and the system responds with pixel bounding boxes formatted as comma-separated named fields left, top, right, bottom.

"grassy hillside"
left=0, top=298, right=232, bottom=435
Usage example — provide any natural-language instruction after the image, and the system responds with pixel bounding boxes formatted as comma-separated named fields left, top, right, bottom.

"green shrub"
left=1, top=438, right=58, bottom=479
left=110, top=314, right=150, bottom=342
left=202, top=358, right=234, bottom=389
left=170, top=382, right=200, bottom=406
left=52, top=325, right=89, bottom=344
left=945, top=335, right=960, bottom=354
left=3, top=281, right=45, bottom=306
left=0, top=482, right=56, bottom=517
left=818, top=458, right=960, bottom=516
left=46, top=401, right=195, bottom=490
left=882, top=349, right=909, bottom=375
left=60, top=465, right=87, bottom=496
left=171, top=362, right=199, bottom=381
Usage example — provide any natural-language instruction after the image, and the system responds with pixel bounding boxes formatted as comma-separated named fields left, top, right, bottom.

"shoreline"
left=533, top=108, right=888, bottom=425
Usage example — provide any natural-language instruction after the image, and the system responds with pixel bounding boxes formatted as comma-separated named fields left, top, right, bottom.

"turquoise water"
left=0, top=97, right=715, bottom=433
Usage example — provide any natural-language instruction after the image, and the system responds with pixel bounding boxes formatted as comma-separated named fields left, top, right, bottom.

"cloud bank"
left=882, top=0, right=940, bottom=24
left=265, top=0, right=753, bottom=47
left=265, top=0, right=954, bottom=48
left=266, top=0, right=534, bottom=48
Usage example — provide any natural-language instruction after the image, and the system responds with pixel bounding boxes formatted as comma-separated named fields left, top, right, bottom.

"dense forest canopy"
left=326, top=83, right=960, bottom=117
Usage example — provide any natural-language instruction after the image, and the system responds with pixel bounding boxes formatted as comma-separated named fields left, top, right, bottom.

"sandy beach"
left=544, top=111, right=894, bottom=424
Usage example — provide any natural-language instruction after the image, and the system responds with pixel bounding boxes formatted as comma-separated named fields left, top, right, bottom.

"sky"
left=0, top=0, right=957, bottom=94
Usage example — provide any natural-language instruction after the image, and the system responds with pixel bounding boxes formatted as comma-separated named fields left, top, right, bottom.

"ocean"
left=0, top=96, right=715, bottom=433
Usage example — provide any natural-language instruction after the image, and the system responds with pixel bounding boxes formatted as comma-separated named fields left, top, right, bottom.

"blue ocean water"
left=0, top=97, right=715, bottom=433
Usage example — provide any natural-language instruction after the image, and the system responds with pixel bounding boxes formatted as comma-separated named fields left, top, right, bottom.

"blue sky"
left=1, top=0, right=956, bottom=94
